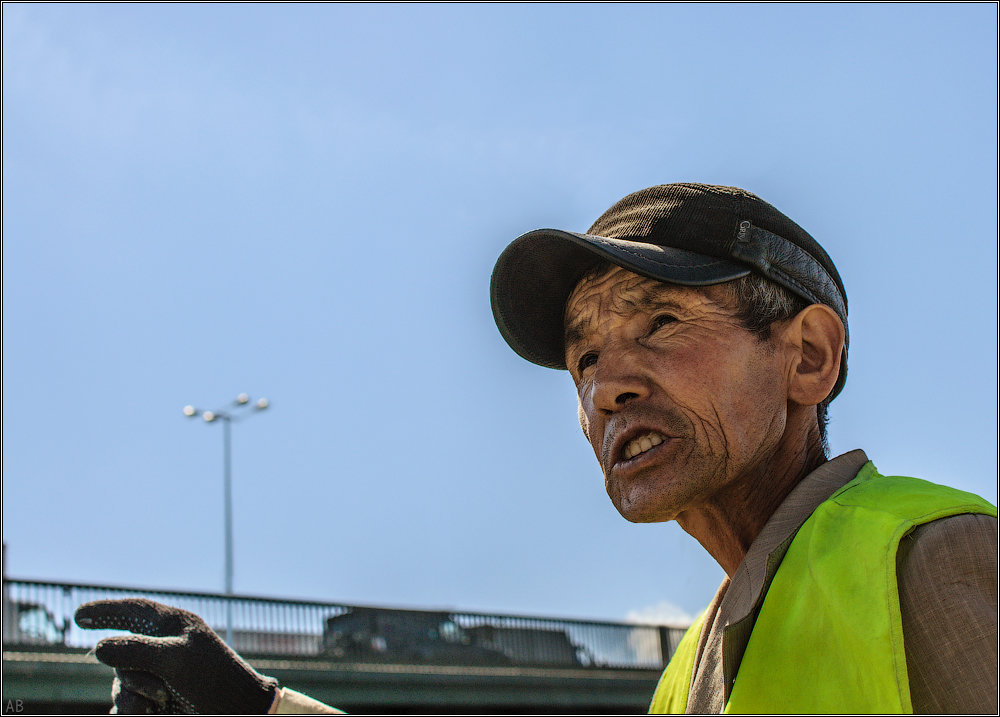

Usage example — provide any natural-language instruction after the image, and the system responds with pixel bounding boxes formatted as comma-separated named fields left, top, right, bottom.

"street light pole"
left=183, top=394, right=269, bottom=646
left=223, top=415, right=233, bottom=600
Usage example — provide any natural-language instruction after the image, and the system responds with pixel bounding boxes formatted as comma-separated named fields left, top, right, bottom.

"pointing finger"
left=75, top=598, right=192, bottom=636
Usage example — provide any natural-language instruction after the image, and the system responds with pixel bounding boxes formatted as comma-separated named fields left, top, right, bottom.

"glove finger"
left=117, top=670, right=170, bottom=706
left=76, top=598, right=192, bottom=636
left=111, top=674, right=160, bottom=714
left=95, top=634, right=184, bottom=673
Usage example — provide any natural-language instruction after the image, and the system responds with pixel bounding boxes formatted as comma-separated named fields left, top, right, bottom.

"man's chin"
left=612, top=496, right=677, bottom=524
left=607, top=474, right=683, bottom=523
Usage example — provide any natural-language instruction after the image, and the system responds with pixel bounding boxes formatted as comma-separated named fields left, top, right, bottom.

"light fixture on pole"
left=183, top=394, right=269, bottom=645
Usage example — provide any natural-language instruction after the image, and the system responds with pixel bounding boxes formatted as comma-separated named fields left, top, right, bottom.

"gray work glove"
left=75, top=598, right=279, bottom=714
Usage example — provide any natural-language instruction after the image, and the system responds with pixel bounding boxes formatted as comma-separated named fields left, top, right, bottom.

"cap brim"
left=490, top=229, right=751, bottom=369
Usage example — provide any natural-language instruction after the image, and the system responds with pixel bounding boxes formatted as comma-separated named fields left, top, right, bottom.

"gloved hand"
left=75, top=598, right=279, bottom=714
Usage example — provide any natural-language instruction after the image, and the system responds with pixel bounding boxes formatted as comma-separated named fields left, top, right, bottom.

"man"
left=78, top=183, right=997, bottom=713
left=491, top=183, right=998, bottom=713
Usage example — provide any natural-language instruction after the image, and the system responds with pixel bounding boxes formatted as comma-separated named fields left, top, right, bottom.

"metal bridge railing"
left=2, top=578, right=689, bottom=670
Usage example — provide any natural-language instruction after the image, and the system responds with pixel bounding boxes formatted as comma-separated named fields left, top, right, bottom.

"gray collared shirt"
left=684, top=450, right=998, bottom=714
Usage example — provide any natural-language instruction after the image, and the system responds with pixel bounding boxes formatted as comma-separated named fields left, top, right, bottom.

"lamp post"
left=183, top=393, right=269, bottom=645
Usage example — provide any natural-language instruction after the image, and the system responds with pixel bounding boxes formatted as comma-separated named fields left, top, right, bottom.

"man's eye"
left=651, top=314, right=678, bottom=332
left=577, top=352, right=598, bottom=373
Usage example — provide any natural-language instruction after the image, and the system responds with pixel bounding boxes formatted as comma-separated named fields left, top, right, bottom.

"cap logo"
left=737, top=220, right=752, bottom=243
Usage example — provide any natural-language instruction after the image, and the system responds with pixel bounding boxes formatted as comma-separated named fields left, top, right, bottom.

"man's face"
left=563, top=265, right=792, bottom=523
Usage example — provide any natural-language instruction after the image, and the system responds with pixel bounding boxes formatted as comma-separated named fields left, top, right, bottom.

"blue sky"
left=3, top=3, right=996, bottom=625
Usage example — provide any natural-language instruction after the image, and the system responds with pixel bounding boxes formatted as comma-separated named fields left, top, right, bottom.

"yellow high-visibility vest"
left=649, top=462, right=996, bottom=714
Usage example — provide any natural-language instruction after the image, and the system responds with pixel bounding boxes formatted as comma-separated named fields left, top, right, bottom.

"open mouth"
left=620, top=431, right=667, bottom=462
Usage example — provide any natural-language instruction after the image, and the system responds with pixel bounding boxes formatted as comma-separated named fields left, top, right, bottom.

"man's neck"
left=677, top=418, right=827, bottom=577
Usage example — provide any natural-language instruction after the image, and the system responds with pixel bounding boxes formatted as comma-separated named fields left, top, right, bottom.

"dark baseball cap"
left=490, top=183, right=849, bottom=401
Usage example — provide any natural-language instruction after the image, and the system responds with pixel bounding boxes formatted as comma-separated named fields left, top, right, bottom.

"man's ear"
left=784, top=304, right=845, bottom=407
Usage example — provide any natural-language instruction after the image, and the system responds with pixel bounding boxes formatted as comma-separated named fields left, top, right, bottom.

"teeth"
left=623, top=432, right=665, bottom=460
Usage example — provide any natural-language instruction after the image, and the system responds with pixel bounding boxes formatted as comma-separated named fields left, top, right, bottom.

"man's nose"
left=590, top=351, right=650, bottom=415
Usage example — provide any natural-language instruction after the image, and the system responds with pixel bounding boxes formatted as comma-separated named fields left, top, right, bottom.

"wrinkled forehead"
left=563, top=264, right=729, bottom=346
left=566, top=265, right=655, bottom=321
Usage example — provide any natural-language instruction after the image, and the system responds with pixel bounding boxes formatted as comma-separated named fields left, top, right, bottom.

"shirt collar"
left=722, top=449, right=870, bottom=622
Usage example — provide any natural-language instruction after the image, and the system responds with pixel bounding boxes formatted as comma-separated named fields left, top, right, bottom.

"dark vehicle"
left=323, top=608, right=512, bottom=666
left=323, top=607, right=595, bottom=668
left=466, top=624, right=596, bottom=667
